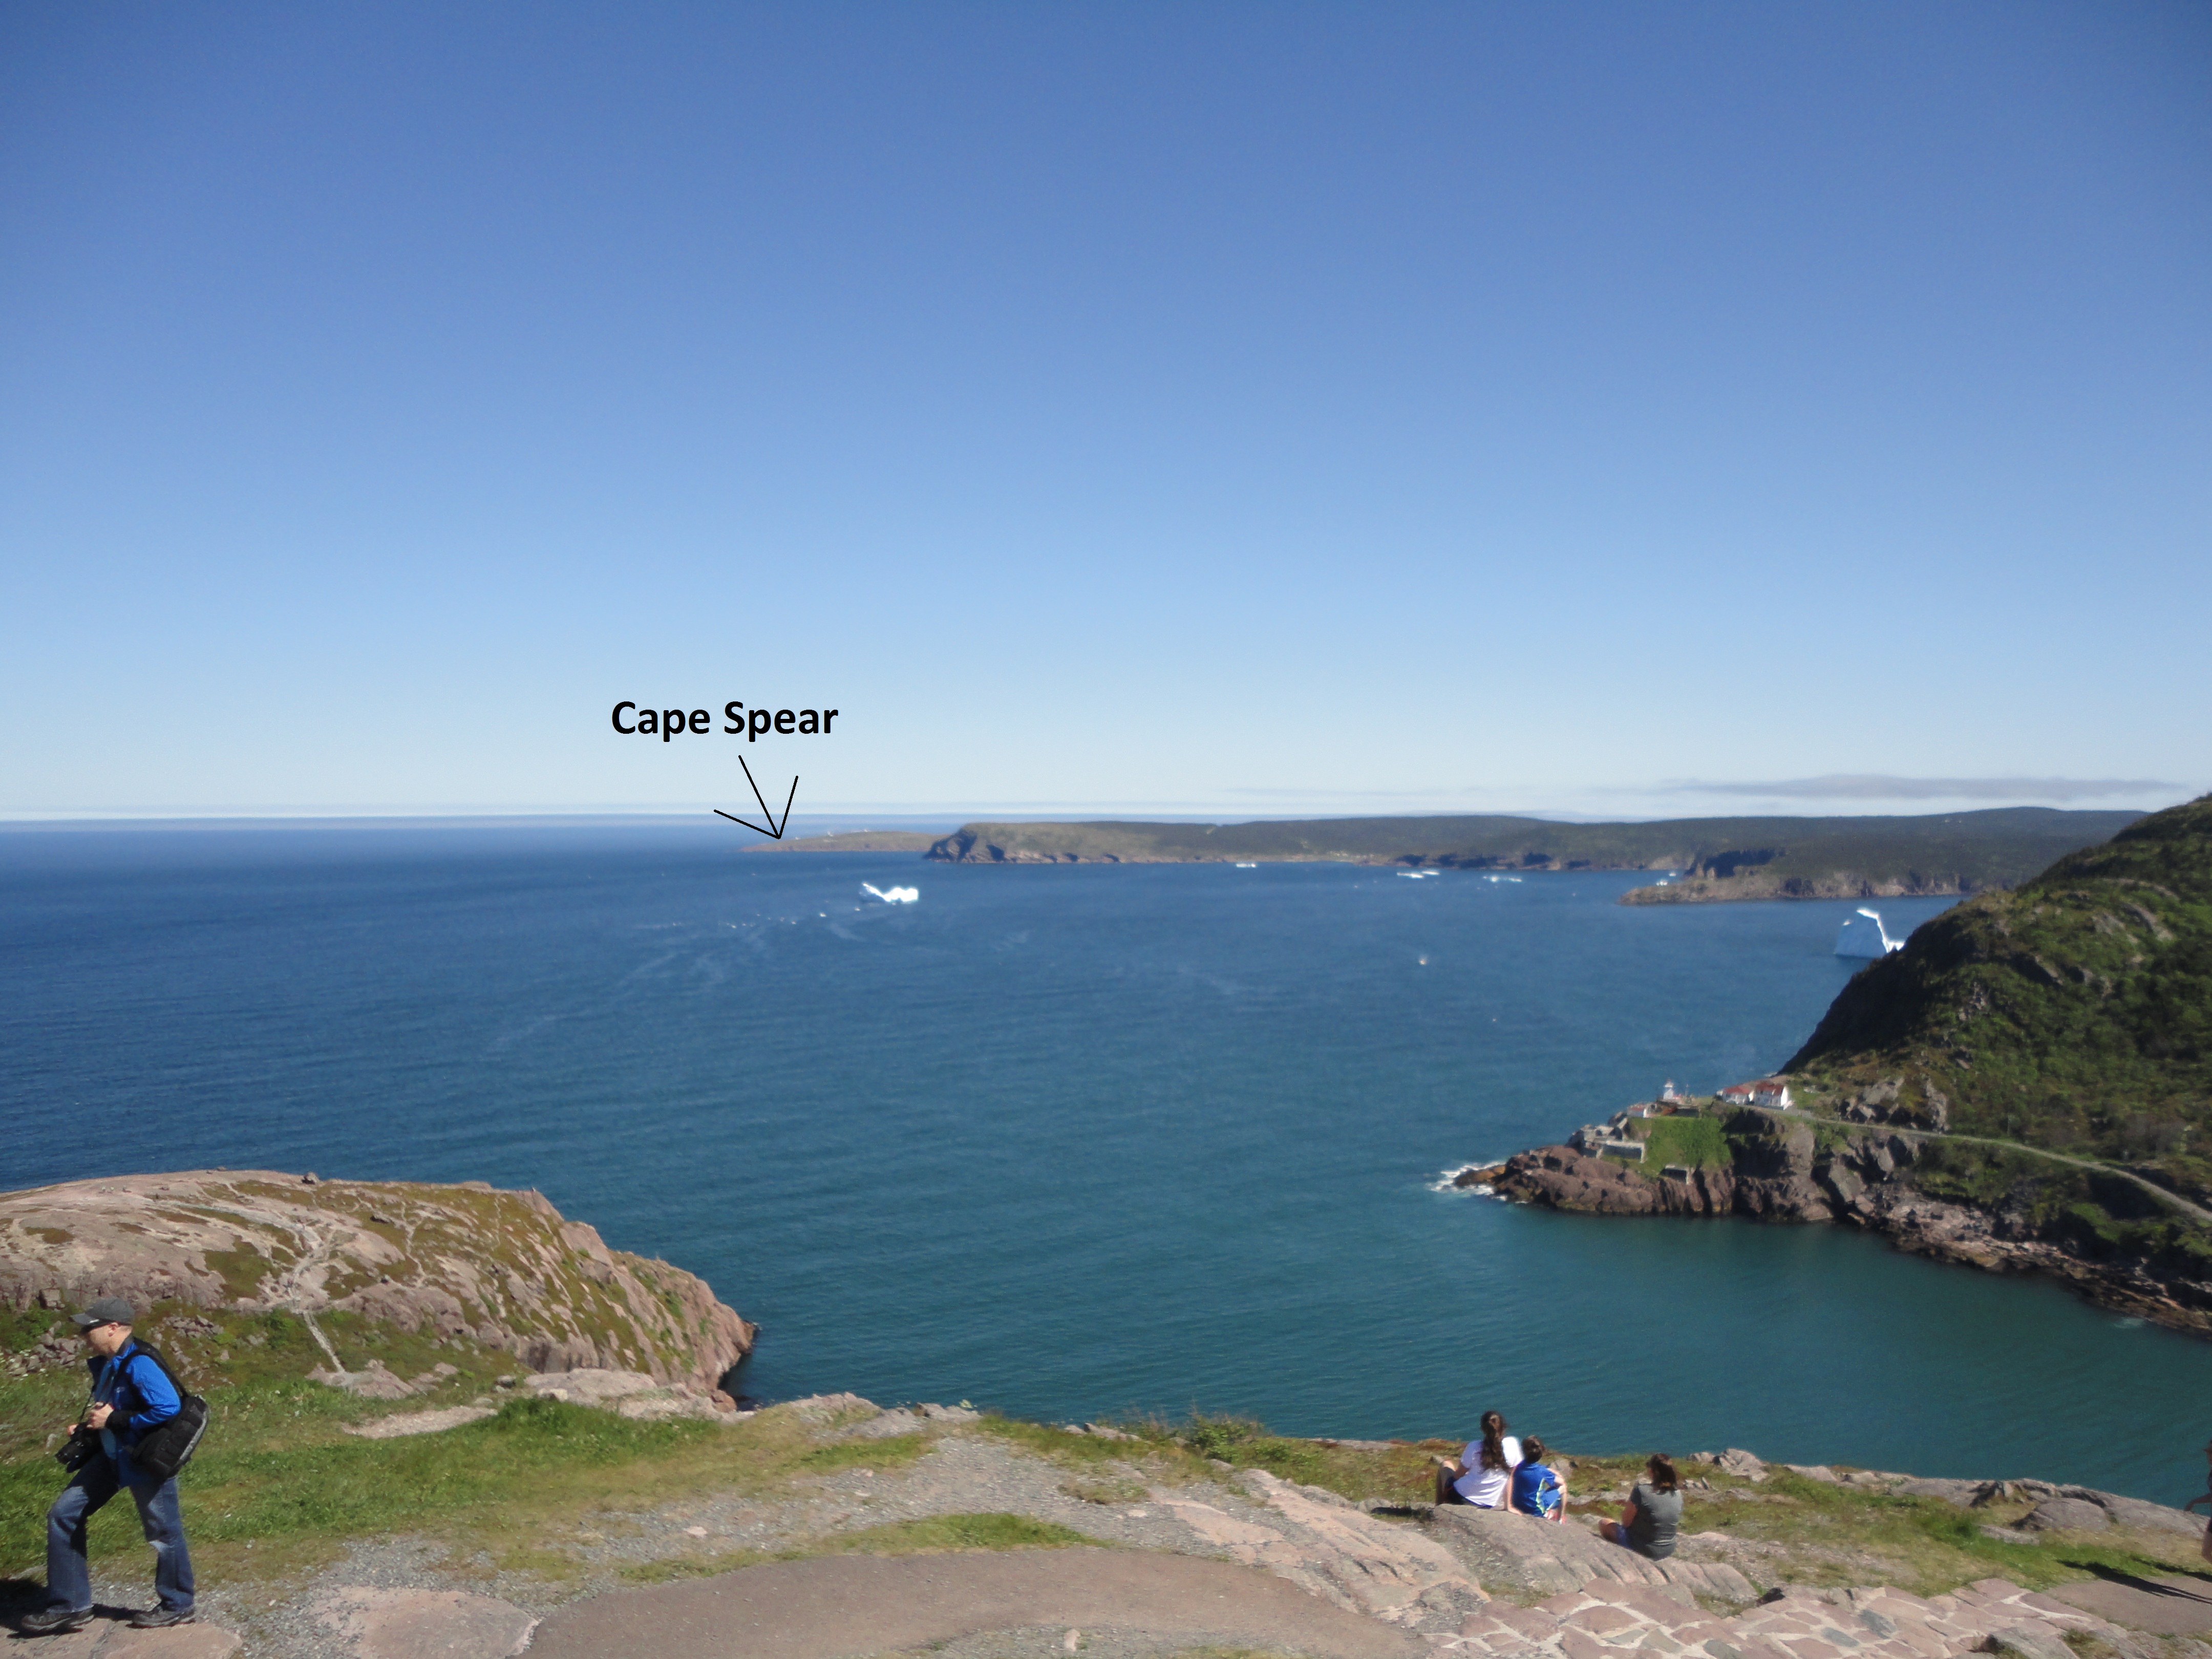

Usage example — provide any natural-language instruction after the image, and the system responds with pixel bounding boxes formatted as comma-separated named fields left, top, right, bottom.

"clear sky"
left=4, top=2, right=2206, bottom=821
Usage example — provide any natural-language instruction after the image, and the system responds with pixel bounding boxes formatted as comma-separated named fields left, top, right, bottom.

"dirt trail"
left=1799, top=1116, right=2212, bottom=1226
left=525, top=1548, right=1421, bottom=1659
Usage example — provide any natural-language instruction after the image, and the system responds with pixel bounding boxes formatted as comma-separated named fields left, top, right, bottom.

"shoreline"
left=1462, top=1100, right=2212, bottom=1342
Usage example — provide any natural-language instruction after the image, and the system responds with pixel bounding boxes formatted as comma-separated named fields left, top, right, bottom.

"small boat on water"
left=1835, top=907, right=1902, bottom=959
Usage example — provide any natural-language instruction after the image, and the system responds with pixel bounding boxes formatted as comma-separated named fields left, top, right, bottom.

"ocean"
left=5, top=822, right=2206, bottom=1504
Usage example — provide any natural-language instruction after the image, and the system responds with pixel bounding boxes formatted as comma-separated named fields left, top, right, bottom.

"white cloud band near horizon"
left=1671, top=775, right=2181, bottom=802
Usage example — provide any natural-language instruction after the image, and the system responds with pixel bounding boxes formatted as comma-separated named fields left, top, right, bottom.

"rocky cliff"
left=1619, top=869, right=1981, bottom=904
left=1476, top=1107, right=2212, bottom=1338
left=0, top=1169, right=755, bottom=1390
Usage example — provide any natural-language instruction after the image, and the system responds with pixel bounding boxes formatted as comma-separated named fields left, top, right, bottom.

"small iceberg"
left=861, top=883, right=919, bottom=905
left=1235, top=862, right=1258, bottom=868
left=1835, top=907, right=1902, bottom=958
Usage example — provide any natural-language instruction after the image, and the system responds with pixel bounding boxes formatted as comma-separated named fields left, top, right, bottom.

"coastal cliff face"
left=1620, top=870, right=1979, bottom=904
left=0, top=1169, right=755, bottom=1390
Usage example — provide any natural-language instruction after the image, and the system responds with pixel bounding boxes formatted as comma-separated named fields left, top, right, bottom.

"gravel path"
left=173, top=1420, right=1332, bottom=1657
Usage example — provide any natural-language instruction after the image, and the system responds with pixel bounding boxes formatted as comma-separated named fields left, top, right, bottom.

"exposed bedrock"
left=0, top=1169, right=755, bottom=1390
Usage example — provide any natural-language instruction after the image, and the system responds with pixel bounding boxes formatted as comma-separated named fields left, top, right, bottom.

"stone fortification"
left=0, top=1169, right=754, bottom=1390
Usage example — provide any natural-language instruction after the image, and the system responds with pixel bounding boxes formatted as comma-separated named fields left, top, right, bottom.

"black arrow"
left=713, top=757, right=797, bottom=840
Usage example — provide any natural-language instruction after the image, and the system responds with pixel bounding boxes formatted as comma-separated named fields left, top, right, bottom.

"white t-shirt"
left=1453, top=1435, right=1522, bottom=1506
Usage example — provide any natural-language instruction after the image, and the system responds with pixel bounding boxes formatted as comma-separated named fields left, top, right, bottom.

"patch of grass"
left=822, top=1511, right=1094, bottom=1554
left=1641, top=1115, right=1732, bottom=1171
left=796, top=1434, right=930, bottom=1474
left=1160, top=1413, right=1441, bottom=1504
left=1677, top=1467, right=2204, bottom=1597
left=0, top=1374, right=967, bottom=1593
left=615, top=1511, right=1097, bottom=1583
left=974, top=1414, right=1207, bottom=1484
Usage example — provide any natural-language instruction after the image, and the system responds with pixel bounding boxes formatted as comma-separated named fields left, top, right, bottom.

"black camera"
left=54, top=1426, right=98, bottom=1474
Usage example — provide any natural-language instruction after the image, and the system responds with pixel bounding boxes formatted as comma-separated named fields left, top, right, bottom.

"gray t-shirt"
left=1627, top=1481, right=1684, bottom=1558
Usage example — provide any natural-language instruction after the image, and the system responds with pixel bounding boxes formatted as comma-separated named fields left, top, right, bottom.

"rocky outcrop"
left=1430, top=1506, right=1755, bottom=1601
left=1157, top=1467, right=1490, bottom=1626
left=0, top=1171, right=754, bottom=1390
left=1482, top=1117, right=2212, bottom=1338
left=523, top=1367, right=742, bottom=1420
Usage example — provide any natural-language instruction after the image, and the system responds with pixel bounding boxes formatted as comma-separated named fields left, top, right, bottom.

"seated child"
left=1599, top=1454, right=1685, bottom=1559
left=1509, top=1436, right=1566, bottom=1522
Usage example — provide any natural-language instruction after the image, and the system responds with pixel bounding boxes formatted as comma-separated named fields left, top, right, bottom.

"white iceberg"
left=861, top=883, right=919, bottom=905
left=1834, top=907, right=1902, bottom=958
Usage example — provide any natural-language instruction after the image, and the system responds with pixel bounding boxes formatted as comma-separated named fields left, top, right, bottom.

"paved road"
left=526, top=1548, right=1424, bottom=1659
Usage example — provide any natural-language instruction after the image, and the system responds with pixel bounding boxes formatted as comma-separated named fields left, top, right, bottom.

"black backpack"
left=119, top=1345, right=210, bottom=1483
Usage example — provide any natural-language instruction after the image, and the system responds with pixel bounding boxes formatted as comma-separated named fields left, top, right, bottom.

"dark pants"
left=45, top=1453, right=195, bottom=1613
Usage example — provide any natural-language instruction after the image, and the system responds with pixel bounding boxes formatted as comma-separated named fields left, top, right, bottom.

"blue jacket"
left=87, top=1339, right=181, bottom=1481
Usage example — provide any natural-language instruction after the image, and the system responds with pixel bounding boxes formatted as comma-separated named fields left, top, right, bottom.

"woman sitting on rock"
left=1509, top=1436, right=1567, bottom=1522
left=1434, top=1410, right=1521, bottom=1507
left=1600, top=1454, right=1685, bottom=1558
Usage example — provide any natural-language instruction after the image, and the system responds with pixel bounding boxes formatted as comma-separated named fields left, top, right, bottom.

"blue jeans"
left=45, top=1453, right=195, bottom=1613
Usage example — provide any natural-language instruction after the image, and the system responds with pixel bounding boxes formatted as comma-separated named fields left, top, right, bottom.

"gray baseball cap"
left=72, top=1297, right=135, bottom=1328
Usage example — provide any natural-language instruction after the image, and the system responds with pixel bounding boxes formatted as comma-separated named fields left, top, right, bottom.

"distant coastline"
left=891, top=809, right=2142, bottom=904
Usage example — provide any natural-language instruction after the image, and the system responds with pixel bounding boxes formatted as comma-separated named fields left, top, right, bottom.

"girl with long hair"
left=1433, top=1410, right=1521, bottom=1507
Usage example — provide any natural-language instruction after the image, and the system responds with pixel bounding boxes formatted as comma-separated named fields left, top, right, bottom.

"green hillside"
left=1786, top=794, right=2212, bottom=1193
left=924, top=809, right=2143, bottom=901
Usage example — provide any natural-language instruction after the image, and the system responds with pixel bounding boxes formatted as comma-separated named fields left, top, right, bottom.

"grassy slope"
left=925, top=810, right=2142, bottom=892
left=5, top=1339, right=2199, bottom=1611
left=1779, top=795, right=2212, bottom=1270
left=1786, top=796, right=2212, bottom=1165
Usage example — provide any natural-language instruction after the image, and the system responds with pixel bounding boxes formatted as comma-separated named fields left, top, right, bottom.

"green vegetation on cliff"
left=1787, top=794, right=2212, bottom=1203
left=923, top=809, right=2142, bottom=901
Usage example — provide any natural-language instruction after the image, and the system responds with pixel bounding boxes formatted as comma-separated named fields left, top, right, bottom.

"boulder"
left=2018, top=1497, right=2112, bottom=1533
left=2058, top=1487, right=2207, bottom=1536
left=524, top=1368, right=734, bottom=1421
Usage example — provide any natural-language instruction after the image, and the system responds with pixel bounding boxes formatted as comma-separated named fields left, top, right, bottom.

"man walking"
left=20, top=1298, right=196, bottom=1634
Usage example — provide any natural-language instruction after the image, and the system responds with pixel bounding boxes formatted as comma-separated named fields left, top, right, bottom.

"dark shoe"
left=17, top=1605, right=93, bottom=1635
left=129, top=1606, right=197, bottom=1630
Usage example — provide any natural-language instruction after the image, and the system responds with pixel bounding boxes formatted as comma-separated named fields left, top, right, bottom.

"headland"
left=1468, top=793, right=2212, bottom=1337
left=911, top=809, right=2143, bottom=903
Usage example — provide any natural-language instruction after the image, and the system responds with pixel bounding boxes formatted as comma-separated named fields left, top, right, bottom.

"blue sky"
left=4, top=2, right=2206, bottom=820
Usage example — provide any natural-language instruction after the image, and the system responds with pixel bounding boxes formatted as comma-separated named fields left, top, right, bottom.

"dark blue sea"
left=6, top=823, right=2207, bottom=1505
